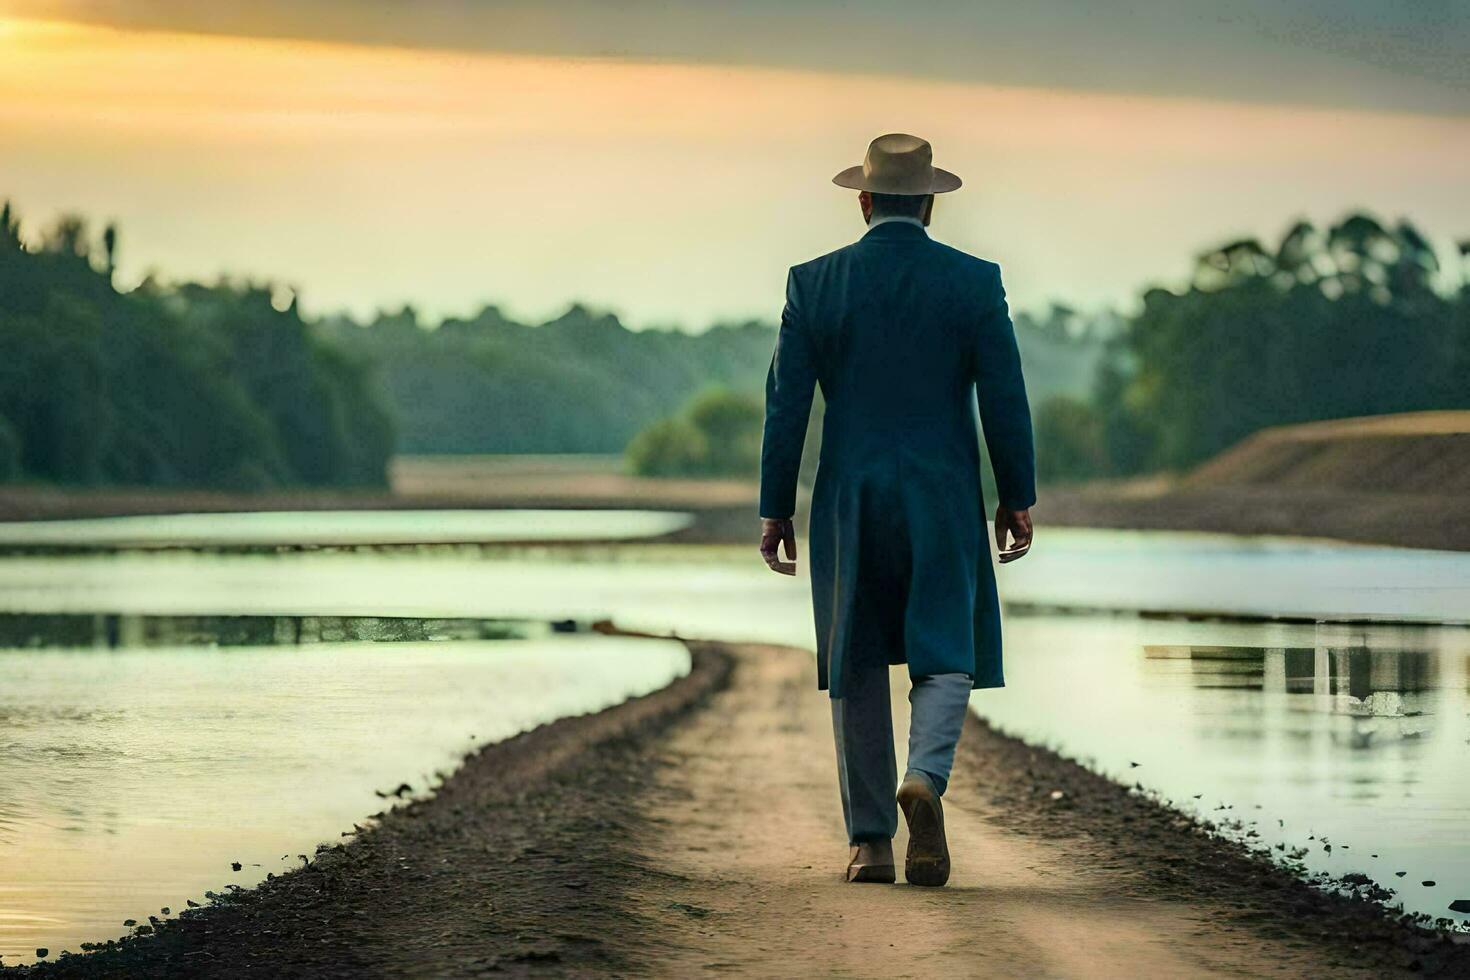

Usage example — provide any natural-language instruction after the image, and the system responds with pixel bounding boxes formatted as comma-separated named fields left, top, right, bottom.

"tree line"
left=315, top=305, right=778, bottom=457
left=628, top=212, right=1470, bottom=488
left=5, top=199, right=1462, bottom=493
left=0, top=203, right=393, bottom=489
left=319, top=297, right=1104, bottom=465
left=1037, top=213, right=1470, bottom=482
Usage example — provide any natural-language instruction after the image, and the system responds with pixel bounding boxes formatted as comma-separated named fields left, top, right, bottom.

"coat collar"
left=860, top=221, right=930, bottom=243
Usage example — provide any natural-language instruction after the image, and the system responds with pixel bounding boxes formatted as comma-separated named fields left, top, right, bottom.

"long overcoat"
left=759, top=220, right=1036, bottom=698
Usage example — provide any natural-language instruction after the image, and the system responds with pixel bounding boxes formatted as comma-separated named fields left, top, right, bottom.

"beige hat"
left=832, top=133, right=962, bottom=195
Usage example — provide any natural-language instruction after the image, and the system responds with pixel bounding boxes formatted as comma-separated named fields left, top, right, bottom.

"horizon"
left=2, top=10, right=1468, bottom=330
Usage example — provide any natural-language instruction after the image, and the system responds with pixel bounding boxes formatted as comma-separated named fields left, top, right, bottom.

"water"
left=0, top=624, right=688, bottom=964
left=1000, top=528, right=1470, bottom=623
left=981, top=614, right=1470, bottom=925
left=3, top=528, right=1467, bottom=627
left=0, top=509, right=691, bottom=550
left=2, top=518, right=1469, bottom=962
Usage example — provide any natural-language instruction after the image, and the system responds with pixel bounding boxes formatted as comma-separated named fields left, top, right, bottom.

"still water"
left=0, top=626, right=687, bottom=965
left=2, top=518, right=1469, bottom=963
left=984, top=614, right=1470, bottom=925
left=0, top=509, right=691, bottom=550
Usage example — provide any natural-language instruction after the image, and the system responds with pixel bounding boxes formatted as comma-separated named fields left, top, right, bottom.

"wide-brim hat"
left=832, top=133, right=962, bottom=195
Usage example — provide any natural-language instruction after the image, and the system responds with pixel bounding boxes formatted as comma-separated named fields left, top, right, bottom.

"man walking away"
left=758, top=133, right=1036, bottom=887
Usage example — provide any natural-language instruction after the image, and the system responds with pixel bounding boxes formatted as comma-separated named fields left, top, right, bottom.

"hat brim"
left=831, top=165, right=962, bottom=194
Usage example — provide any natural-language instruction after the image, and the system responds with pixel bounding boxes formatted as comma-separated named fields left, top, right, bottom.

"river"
left=1, top=514, right=1468, bottom=964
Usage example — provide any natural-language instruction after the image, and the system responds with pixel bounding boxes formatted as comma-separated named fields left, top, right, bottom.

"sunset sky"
left=1, top=2, right=1467, bottom=328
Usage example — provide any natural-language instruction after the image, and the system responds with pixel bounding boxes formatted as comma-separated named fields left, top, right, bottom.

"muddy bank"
left=960, top=713, right=1470, bottom=976
left=1044, top=482, right=1470, bottom=553
left=7, top=644, right=731, bottom=978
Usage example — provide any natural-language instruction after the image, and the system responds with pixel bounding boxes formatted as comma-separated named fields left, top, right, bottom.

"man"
left=758, top=133, right=1035, bottom=887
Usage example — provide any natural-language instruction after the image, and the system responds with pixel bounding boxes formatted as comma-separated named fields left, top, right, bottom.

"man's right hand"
left=994, top=506, right=1033, bottom=563
left=759, top=517, right=798, bottom=575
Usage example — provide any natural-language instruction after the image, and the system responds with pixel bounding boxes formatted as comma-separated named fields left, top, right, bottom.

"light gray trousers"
left=830, top=656, right=973, bottom=844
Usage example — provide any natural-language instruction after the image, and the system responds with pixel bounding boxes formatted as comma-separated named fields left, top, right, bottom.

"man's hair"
left=869, top=192, right=930, bottom=219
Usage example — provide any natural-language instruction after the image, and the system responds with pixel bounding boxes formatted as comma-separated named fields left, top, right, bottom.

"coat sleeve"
left=974, top=264, right=1037, bottom=511
left=759, top=268, right=817, bottom=520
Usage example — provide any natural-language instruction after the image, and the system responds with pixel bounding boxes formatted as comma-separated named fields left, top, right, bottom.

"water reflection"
left=1147, top=640, right=1436, bottom=729
left=0, top=509, right=693, bottom=550
left=1152, top=643, right=1428, bottom=696
left=984, top=615, right=1470, bottom=926
left=0, top=621, right=688, bottom=965
left=0, top=612, right=530, bottom=649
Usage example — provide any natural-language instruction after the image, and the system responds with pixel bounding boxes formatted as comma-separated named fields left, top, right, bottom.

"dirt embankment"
left=1047, top=411, right=1470, bottom=552
left=16, top=641, right=1469, bottom=979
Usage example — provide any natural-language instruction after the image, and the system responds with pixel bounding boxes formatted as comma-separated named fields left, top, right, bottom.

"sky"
left=0, top=2, right=1467, bottom=328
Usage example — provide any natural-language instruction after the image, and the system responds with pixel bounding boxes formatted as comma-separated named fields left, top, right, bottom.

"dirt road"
left=632, top=644, right=1461, bottom=978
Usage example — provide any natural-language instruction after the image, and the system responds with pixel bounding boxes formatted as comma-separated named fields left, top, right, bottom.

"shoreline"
left=0, top=485, right=752, bottom=550
left=963, top=712, right=1470, bottom=974
left=8, top=643, right=732, bottom=977
left=11, top=639, right=1469, bottom=977
left=3, top=479, right=1469, bottom=556
left=1043, top=483, right=1470, bottom=555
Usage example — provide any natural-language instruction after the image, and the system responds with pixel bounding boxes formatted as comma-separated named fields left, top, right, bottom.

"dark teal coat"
left=759, top=221, right=1036, bottom=698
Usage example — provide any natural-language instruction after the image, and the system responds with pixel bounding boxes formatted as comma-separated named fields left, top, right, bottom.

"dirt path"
left=632, top=643, right=1459, bottom=978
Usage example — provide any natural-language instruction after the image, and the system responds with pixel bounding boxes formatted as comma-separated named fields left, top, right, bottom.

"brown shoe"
left=897, top=773, right=950, bottom=886
left=845, top=839, right=895, bottom=883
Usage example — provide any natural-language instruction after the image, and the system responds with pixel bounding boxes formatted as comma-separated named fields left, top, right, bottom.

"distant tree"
left=626, top=387, right=762, bottom=478
left=1034, top=396, right=1109, bottom=483
left=42, top=214, right=90, bottom=261
left=625, top=417, right=709, bottom=476
left=1191, top=237, right=1273, bottom=292
left=0, top=203, right=394, bottom=490
left=0, top=201, right=18, bottom=247
left=320, top=302, right=780, bottom=457
left=101, top=222, right=118, bottom=283
left=1087, top=211, right=1468, bottom=476
left=685, top=387, right=763, bottom=475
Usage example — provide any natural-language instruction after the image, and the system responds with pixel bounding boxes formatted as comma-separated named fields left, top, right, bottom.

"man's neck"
left=866, top=215, right=927, bottom=231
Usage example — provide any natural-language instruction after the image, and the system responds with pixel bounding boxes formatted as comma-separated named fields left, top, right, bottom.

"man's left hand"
left=994, top=506, right=1033, bottom=563
left=759, top=517, right=798, bottom=575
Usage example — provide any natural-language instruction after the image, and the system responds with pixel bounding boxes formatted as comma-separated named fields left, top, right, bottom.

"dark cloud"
left=13, top=0, right=1469, bottom=115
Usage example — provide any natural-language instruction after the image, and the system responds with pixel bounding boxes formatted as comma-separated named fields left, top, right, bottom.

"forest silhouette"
left=0, top=203, right=392, bottom=490
left=0, top=200, right=1465, bottom=491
